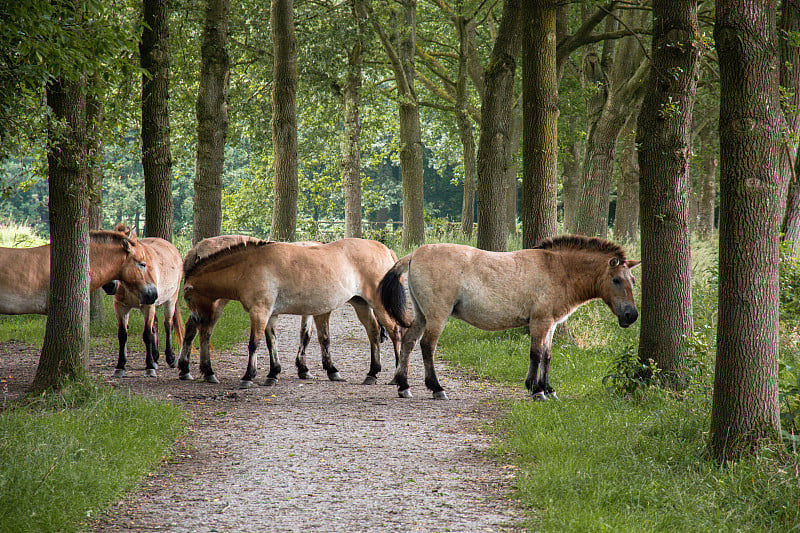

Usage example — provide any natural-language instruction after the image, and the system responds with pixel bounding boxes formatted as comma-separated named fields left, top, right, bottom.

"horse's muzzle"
left=617, top=305, right=639, bottom=328
left=139, top=284, right=158, bottom=305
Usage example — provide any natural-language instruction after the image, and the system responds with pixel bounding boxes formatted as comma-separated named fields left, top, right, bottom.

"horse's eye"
left=137, top=262, right=146, bottom=269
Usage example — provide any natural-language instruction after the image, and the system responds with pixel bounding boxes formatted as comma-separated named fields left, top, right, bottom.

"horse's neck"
left=557, top=252, right=605, bottom=306
left=89, top=243, right=124, bottom=290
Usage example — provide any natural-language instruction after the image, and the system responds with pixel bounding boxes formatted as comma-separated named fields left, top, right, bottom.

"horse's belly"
left=0, top=291, right=47, bottom=314
left=272, top=291, right=348, bottom=316
left=451, top=305, right=527, bottom=331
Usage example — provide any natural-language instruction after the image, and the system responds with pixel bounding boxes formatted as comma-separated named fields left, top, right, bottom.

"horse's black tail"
left=378, top=254, right=412, bottom=329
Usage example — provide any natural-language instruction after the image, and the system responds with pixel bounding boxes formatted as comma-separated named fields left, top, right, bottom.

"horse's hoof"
left=152, top=362, right=158, bottom=370
left=168, top=360, right=177, bottom=369
left=179, top=372, right=194, bottom=381
left=112, top=369, right=125, bottom=378
left=298, top=371, right=311, bottom=380
left=238, top=380, right=253, bottom=389
left=547, top=391, right=559, bottom=400
left=398, top=388, right=413, bottom=399
left=204, top=374, right=220, bottom=384
left=532, top=391, right=547, bottom=402
left=432, top=390, right=449, bottom=400
left=328, top=372, right=346, bottom=382
left=362, top=375, right=378, bottom=385
left=145, top=368, right=157, bottom=378
left=388, top=377, right=397, bottom=385
left=264, top=377, right=278, bottom=386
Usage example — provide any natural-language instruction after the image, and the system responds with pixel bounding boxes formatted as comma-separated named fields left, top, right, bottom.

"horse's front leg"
left=295, top=315, right=313, bottom=379
left=538, top=325, right=557, bottom=399
left=142, top=305, right=158, bottom=377
left=263, top=315, right=281, bottom=386
left=240, top=309, right=269, bottom=389
left=162, top=301, right=177, bottom=368
left=526, top=322, right=554, bottom=401
left=315, top=313, right=343, bottom=381
left=113, top=306, right=131, bottom=378
left=394, top=314, right=426, bottom=398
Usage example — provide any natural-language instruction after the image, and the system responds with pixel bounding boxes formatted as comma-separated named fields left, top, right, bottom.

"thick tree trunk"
left=476, top=0, right=522, bottom=251
left=270, top=0, right=298, bottom=242
left=87, top=82, right=105, bottom=324
left=636, top=0, right=700, bottom=383
left=562, top=136, right=581, bottom=235
left=141, top=0, right=173, bottom=241
left=33, top=77, right=89, bottom=391
left=193, top=0, right=230, bottom=244
left=710, top=0, right=784, bottom=461
left=342, top=1, right=365, bottom=239
left=696, top=124, right=717, bottom=240
left=614, top=111, right=639, bottom=242
left=506, top=99, right=522, bottom=236
left=521, top=0, right=558, bottom=248
left=779, top=0, right=800, bottom=251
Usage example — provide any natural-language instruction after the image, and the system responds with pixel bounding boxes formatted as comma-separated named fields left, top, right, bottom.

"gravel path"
left=1, top=305, right=528, bottom=532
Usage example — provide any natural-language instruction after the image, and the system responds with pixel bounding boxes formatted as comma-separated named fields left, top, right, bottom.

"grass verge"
left=0, top=379, right=184, bottom=533
left=437, top=302, right=800, bottom=532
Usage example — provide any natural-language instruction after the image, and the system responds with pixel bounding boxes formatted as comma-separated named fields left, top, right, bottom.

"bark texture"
left=194, top=0, right=230, bottom=244
left=33, top=77, right=89, bottom=391
left=141, top=0, right=173, bottom=241
left=710, top=0, right=784, bottom=461
left=457, top=15, right=477, bottom=238
left=614, top=111, right=639, bottom=242
left=636, top=0, right=700, bottom=381
left=342, top=0, right=365, bottom=239
left=270, top=0, right=299, bottom=242
left=475, top=0, right=522, bottom=251
left=696, top=124, right=717, bottom=240
left=521, top=0, right=558, bottom=248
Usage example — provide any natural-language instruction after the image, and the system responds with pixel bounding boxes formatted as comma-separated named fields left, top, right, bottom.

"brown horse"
left=0, top=229, right=157, bottom=315
left=109, top=225, right=184, bottom=378
left=178, top=237, right=403, bottom=389
left=379, top=235, right=640, bottom=400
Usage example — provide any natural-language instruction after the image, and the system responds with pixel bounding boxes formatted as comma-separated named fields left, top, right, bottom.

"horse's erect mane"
left=89, top=229, right=130, bottom=245
left=184, top=235, right=271, bottom=277
left=534, top=235, right=627, bottom=261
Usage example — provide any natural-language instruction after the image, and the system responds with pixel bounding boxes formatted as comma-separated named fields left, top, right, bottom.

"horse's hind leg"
left=419, top=319, right=448, bottom=399
left=315, top=313, right=344, bottom=381
left=394, top=313, right=426, bottom=398
left=178, top=315, right=199, bottom=380
left=295, top=315, right=313, bottom=379
left=162, top=300, right=177, bottom=368
left=263, top=315, right=281, bottom=386
left=113, top=304, right=131, bottom=378
left=350, top=300, right=382, bottom=385
left=526, top=322, right=554, bottom=401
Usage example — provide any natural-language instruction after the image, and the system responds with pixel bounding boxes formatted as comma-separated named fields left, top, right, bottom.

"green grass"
left=0, top=379, right=184, bottom=533
left=435, top=250, right=800, bottom=532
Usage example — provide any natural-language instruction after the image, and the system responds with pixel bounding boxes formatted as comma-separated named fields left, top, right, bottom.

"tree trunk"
left=456, top=15, right=477, bottom=239
left=614, top=110, right=639, bottom=242
left=562, top=136, right=582, bottom=235
left=506, top=98, right=522, bottom=236
left=270, top=0, right=298, bottom=242
left=33, top=77, right=89, bottom=391
left=636, top=0, right=700, bottom=383
left=87, top=80, right=106, bottom=324
left=141, top=0, right=173, bottom=241
left=710, top=0, right=784, bottom=461
left=779, top=0, right=800, bottom=251
left=342, top=0, right=365, bottom=239
left=521, top=0, right=558, bottom=248
left=475, top=0, right=522, bottom=251
left=575, top=7, right=649, bottom=238
left=193, top=0, right=230, bottom=244
left=696, top=124, right=717, bottom=240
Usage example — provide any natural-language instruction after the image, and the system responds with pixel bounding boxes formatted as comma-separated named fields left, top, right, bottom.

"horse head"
left=600, top=256, right=640, bottom=328
left=116, top=229, right=158, bottom=305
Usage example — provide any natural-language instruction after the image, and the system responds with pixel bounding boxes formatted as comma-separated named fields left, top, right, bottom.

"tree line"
left=1, top=0, right=798, bottom=463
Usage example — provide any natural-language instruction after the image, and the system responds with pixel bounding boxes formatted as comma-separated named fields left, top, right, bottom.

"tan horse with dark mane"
left=108, top=225, right=184, bottom=378
left=379, top=235, right=640, bottom=400
left=0, top=229, right=157, bottom=315
left=178, top=236, right=403, bottom=389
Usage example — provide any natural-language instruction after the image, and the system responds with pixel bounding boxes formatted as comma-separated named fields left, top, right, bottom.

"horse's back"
left=0, top=245, right=51, bottom=314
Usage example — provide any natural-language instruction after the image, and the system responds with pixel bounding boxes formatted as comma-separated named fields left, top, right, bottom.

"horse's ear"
left=626, top=260, right=641, bottom=269
left=609, top=257, right=620, bottom=268
left=123, top=239, right=133, bottom=254
left=114, top=223, right=133, bottom=237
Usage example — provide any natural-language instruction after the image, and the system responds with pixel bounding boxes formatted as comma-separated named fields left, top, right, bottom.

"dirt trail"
left=1, top=306, right=527, bottom=532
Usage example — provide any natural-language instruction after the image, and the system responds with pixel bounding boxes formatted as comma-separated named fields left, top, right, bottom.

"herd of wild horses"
left=0, top=225, right=640, bottom=400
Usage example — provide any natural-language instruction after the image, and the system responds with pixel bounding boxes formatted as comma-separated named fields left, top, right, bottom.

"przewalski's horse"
left=0, top=229, right=158, bottom=315
left=378, top=235, right=640, bottom=400
left=178, top=236, right=403, bottom=389
left=109, top=225, right=184, bottom=378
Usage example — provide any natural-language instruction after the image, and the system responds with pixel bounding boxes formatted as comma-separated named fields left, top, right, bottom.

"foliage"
left=601, top=343, right=661, bottom=395
left=0, top=379, right=183, bottom=533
